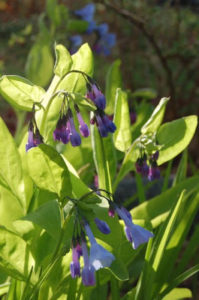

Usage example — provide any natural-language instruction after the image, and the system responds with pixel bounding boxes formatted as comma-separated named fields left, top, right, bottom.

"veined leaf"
left=27, top=144, right=71, bottom=199
left=157, top=115, right=197, bottom=165
left=0, top=75, right=45, bottom=111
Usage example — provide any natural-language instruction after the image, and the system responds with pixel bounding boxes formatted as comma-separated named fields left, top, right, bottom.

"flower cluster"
left=70, top=218, right=114, bottom=286
left=26, top=117, right=43, bottom=152
left=135, top=151, right=160, bottom=181
left=86, top=76, right=116, bottom=137
left=53, top=103, right=89, bottom=147
left=70, top=3, right=116, bottom=56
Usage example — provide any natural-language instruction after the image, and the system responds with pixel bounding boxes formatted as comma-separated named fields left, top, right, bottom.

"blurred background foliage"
left=0, top=0, right=199, bottom=166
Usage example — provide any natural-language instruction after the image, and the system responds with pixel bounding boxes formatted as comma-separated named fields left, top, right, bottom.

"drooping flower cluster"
left=53, top=101, right=89, bottom=147
left=135, top=151, right=160, bottom=181
left=70, top=3, right=116, bottom=56
left=70, top=218, right=114, bottom=286
left=26, top=115, right=43, bottom=152
left=86, top=76, right=116, bottom=137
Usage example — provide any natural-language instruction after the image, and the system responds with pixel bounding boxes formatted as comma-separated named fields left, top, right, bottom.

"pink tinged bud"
left=148, top=166, right=160, bottom=181
left=94, top=218, right=111, bottom=234
left=108, top=207, right=115, bottom=218
left=70, top=246, right=81, bottom=278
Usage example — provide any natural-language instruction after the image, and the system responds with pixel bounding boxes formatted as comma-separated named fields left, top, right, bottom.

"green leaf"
left=132, top=88, right=157, bottom=100
left=27, top=144, right=71, bottom=199
left=132, top=176, right=199, bottom=227
left=0, top=118, right=26, bottom=208
left=23, top=200, right=61, bottom=240
left=0, top=75, right=45, bottom=111
left=36, top=43, right=94, bottom=143
left=113, top=140, right=140, bottom=191
left=46, top=0, right=63, bottom=26
left=0, top=227, right=35, bottom=282
left=105, top=60, right=122, bottom=114
left=157, top=115, right=198, bottom=165
left=162, top=288, right=192, bottom=300
left=113, top=89, right=132, bottom=152
left=141, top=97, right=169, bottom=134
left=161, top=264, right=199, bottom=298
left=25, top=42, right=54, bottom=87
left=54, top=44, right=72, bottom=77
left=172, top=150, right=187, bottom=186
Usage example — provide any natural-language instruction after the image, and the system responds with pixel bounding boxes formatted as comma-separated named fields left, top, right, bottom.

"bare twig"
left=98, top=0, right=176, bottom=99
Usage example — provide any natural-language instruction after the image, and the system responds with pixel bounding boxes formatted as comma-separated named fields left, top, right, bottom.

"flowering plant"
left=0, top=43, right=198, bottom=299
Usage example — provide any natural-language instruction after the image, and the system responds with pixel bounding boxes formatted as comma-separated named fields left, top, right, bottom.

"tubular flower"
left=86, top=82, right=106, bottom=110
left=26, top=121, right=43, bottom=152
left=68, top=109, right=81, bottom=147
left=74, top=3, right=95, bottom=22
left=81, top=240, right=96, bottom=286
left=84, top=223, right=115, bottom=270
left=115, top=206, right=154, bottom=249
left=70, top=245, right=81, bottom=278
left=135, top=154, right=149, bottom=177
left=74, top=104, right=90, bottom=137
left=53, top=115, right=70, bottom=144
left=93, top=110, right=116, bottom=137
left=94, top=217, right=111, bottom=234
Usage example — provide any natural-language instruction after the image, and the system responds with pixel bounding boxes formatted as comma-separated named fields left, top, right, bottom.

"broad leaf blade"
left=27, top=144, right=71, bottom=199
left=0, top=75, right=45, bottom=111
left=113, top=89, right=132, bottom=152
left=54, top=44, right=72, bottom=77
left=157, top=115, right=197, bottom=165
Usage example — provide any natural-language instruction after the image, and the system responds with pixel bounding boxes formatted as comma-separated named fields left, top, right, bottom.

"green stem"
left=135, top=172, right=146, bottom=203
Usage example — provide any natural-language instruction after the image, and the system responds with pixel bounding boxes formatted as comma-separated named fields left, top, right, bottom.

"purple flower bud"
left=95, top=114, right=108, bottom=137
left=81, top=240, right=96, bottom=286
left=76, top=112, right=90, bottom=137
left=108, top=208, right=115, bottom=218
left=135, top=158, right=149, bottom=177
left=152, top=151, right=159, bottom=161
left=148, top=166, right=160, bottom=181
left=68, top=110, right=81, bottom=147
left=86, top=84, right=106, bottom=110
left=26, top=121, right=43, bottom=152
left=102, top=115, right=116, bottom=133
left=70, top=245, right=81, bottom=278
left=94, top=218, right=111, bottom=234
left=130, top=112, right=137, bottom=124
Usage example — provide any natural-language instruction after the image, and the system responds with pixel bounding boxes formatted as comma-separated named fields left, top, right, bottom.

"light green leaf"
left=25, top=42, right=54, bottom=87
left=173, top=150, right=187, bottom=186
left=0, top=226, right=35, bottom=282
left=141, top=97, right=169, bottom=134
left=162, top=288, right=192, bottom=300
left=105, top=59, right=122, bottom=114
left=23, top=200, right=61, bottom=240
left=27, top=144, right=71, bottom=199
left=157, top=115, right=198, bottom=165
left=113, top=88, right=132, bottom=152
left=0, top=75, right=45, bottom=111
left=132, top=88, right=157, bottom=100
left=54, top=44, right=72, bottom=77
left=0, top=118, right=26, bottom=208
